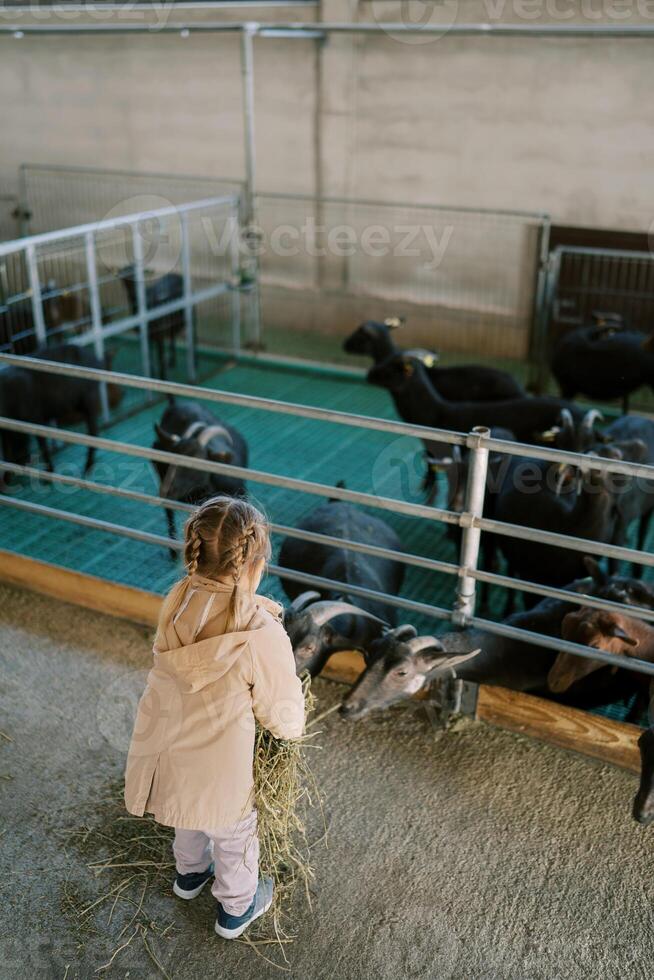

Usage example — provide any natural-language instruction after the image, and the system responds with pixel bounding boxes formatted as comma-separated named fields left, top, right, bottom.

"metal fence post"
left=84, top=230, right=110, bottom=421
left=527, top=215, right=551, bottom=393
left=240, top=22, right=262, bottom=348
left=25, top=243, right=47, bottom=347
left=180, top=211, right=196, bottom=383
left=229, top=206, right=242, bottom=352
left=453, top=426, right=490, bottom=625
left=131, top=222, right=152, bottom=401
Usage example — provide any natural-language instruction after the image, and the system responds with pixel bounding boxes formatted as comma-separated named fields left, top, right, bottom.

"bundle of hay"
left=252, top=675, right=322, bottom=941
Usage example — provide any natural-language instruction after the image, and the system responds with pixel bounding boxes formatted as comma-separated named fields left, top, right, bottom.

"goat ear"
left=443, top=647, right=482, bottom=669
left=207, top=448, right=232, bottom=463
left=606, top=623, right=639, bottom=647
left=583, top=555, right=606, bottom=585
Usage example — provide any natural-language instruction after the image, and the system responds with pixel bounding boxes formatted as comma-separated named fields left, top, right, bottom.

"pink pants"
left=173, top=809, right=259, bottom=916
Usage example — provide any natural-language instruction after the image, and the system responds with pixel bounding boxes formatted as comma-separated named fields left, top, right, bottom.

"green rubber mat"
left=1, top=346, right=460, bottom=628
left=1, top=341, right=651, bottom=726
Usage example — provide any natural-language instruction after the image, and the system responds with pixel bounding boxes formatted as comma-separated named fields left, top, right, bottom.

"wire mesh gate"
left=16, top=164, right=550, bottom=369
left=0, top=194, right=242, bottom=418
left=545, top=245, right=654, bottom=342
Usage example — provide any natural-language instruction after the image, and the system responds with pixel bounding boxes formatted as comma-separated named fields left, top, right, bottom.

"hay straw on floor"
left=62, top=675, right=324, bottom=973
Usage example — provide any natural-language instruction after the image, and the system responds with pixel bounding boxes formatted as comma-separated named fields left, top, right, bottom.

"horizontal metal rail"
left=475, top=514, right=654, bottom=569
left=0, top=353, right=467, bottom=450
left=468, top=613, right=654, bottom=679
left=0, top=194, right=237, bottom=256
left=70, top=282, right=231, bottom=346
left=5, top=353, right=654, bottom=481
left=551, top=244, right=654, bottom=263
left=3, top=21, right=654, bottom=38
left=2, top=1, right=318, bottom=9
left=0, top=416, right=458, bottom=525
left=0, top=493, right=452, bottom=622
left=7, top=459, right=654, bottom=627
left=0, top=460, right=458, bottom=577
left=4, top=493, right=654, bottom=678
left=257, top=189, right=547, bottom=223
left=469, top=567, right=654, bottom=625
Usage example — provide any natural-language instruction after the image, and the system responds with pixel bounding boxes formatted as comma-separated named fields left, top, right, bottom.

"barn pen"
left=2, top=340, right=654, bottom=773
left=1, top=182, right=654, bottom=772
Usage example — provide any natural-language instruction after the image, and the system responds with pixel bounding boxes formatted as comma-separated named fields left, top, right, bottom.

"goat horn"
left=387, top=624, right=418, bottom=641
left=582, top=409, right=604, bottom=436
left=558, top=408, right=575, bottom=435
left=308, top=600, right=390, bottom=628
left=154, top=422, right=180, bottom=444
left=287, top=591, right=322, bottom=615
left=405, top=635, right=444, bottom=655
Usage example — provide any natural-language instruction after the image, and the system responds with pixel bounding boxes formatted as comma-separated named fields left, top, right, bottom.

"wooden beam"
left=476, top=684, right=642, bottom=774
left=0, top=550, right=161, bottom=628
left=0, top=550, right=644, bottom=774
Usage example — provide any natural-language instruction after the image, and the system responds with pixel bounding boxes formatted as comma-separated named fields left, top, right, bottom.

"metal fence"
left=255, top=193, right=549, bottom=365
left=0, top=194, right=241, bottom=417
left=17, top=165, right=550, bottom=365
left=19, top=163, right=244, bottom=237
left=0, top=193, right=20, bottom=244
left=1, top=351, right=654, bottom=686
left=544, top=244, right=654, bottom=349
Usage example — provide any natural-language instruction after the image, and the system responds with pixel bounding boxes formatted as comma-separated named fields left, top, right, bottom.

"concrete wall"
left=0, top=2, right=653, bottom=231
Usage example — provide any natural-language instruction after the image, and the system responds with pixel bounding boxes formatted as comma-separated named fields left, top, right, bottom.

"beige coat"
left=124, top=575, right=305, bottom=830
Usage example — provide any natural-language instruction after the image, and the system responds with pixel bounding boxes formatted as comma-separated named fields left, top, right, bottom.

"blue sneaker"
left=214, top=877, right=274, bottom=939
left=173, top=864, right=214, bottom=900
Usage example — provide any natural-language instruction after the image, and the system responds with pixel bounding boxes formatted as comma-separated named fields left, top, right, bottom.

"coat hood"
left=153, top=575, right=284, bottom=693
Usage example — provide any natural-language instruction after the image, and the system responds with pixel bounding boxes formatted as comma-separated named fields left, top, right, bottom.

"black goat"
left=340, top=563, right=654, bottom=719
left=119, top=266, right=191, bottom=380
left=277, top=499, right=405, bottom=624
left=551, top=320, right=654, bottom=414
left=491, top=412, right=629, bottom=600
left=343, top=319, right=525, bottom=401
left=346, top=322, right=524, bottom=502
left=0, top=344, right=114, bottom=477
left=153, top=400, right=248, bottom=548
left=283, top=591, right=389, bottom=677
left=591, top=415, right=654, bottom=573
left=0, top=279, right=87, bottom=355
left=369, top=353, right=585, bottom=445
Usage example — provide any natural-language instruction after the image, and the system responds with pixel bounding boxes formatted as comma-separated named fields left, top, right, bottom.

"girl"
left=125, top=495, right=305, bottom=939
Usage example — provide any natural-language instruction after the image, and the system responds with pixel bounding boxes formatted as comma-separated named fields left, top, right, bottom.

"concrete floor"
left=1, top=581, right=653, bottom=980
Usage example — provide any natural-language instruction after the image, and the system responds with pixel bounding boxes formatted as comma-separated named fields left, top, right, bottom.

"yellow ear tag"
left=422, top=354, right=436, bottom=369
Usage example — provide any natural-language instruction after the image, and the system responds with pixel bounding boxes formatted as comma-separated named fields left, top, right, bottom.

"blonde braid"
left=185, top=518, right=202, bottom=577
left=223, top=521, right=258, bottom=584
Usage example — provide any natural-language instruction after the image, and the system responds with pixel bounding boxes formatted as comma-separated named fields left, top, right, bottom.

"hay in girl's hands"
left=252, top=674, right=323, bottom=943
